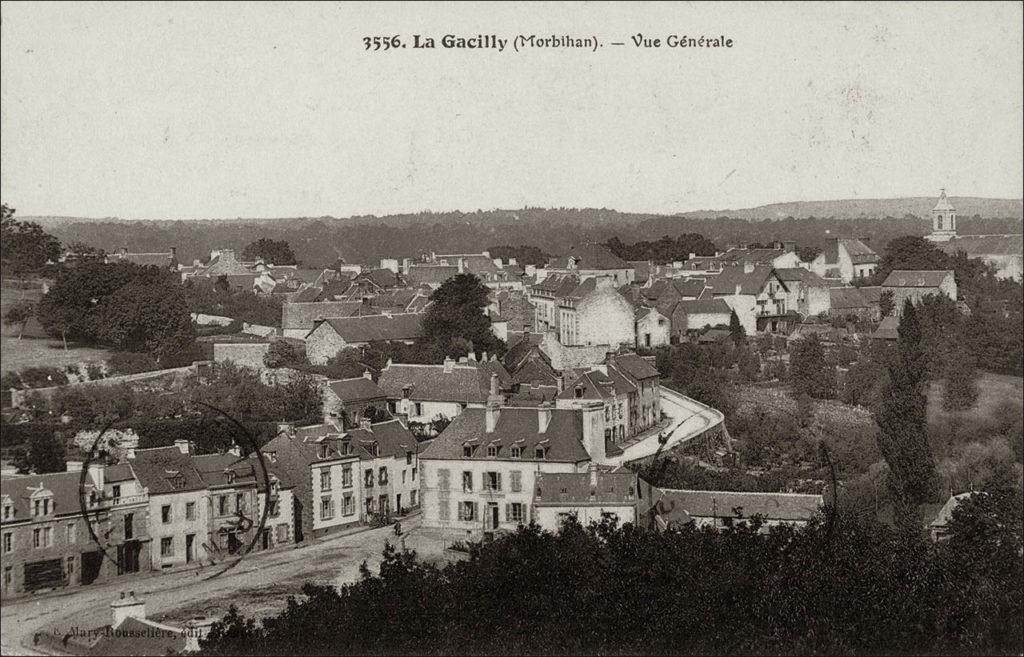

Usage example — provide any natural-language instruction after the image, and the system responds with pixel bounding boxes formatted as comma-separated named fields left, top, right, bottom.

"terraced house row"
left=0, top=417, right=423, bottom=599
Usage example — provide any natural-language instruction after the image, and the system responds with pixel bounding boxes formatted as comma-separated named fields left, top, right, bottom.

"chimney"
left=174, top=439, right=192, bottom=455
left=111, top=591, right=146, bottom=629
left=509, top=257, right=517, bottom=266
left=359, top=418, right=372, bottom=431
left=480, top=351, right=487, bottom=362
left=402, top=258, right=411, bottom=275
left=362, top=369, right=372, bottom=380
left=170, top=247, right=177, bottom=258
left=688, top=252, right=696, bottom=260
left=457, top=257, right=465, bottom=274
left=743, top=262, right=756, bottom=274
left=87, top=461, right=105, bottom=490
left=579, top=400, right=606, bottom=464
left=538, top=402, right=553, bottom=434
left=468, top=351, right=477, bottom=362
left=276, top=423, right=294, bottom=437
left=589, top=462, right=599, bottom=488
left=556, top=374, right=565, bottom=393
left=458, top=356, right=468, bottom=364
left=525, top=264, right=537, bottom=277
left=66, top=460, right=83, bottom=472
left=228, top=444, right=241, bottom=457
left=489, top=372, right=500, bottom=397
left=443, top=357, right=455, bottom=374
left=120, top=247, right=128, bottom=257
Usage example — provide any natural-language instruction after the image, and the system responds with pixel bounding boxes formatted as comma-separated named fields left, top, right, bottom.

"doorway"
left=185, top=534, right=195, bottom=564
left=487, top=503, right=499, bottom=530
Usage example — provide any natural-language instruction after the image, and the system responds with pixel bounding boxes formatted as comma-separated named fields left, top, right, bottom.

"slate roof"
left=933, top=189, right=955, bottom=211
left=654, top=488, right=823, bottom=523
left=775, top=268, right=830, bottom=286
left=328, top=376, right=387, bottom=402
left=822, top=238, right=878, bottom=266
left=930, top=492, right=974, bottom=528
left=829, top=287, right=873, bottom=310
left=534, top=471, right=639, bottom=506
left=129, top=446, right=206, bottom=495
left=698, top=328, right=733, bottom=344
left=548, top=243, right=630, bottom=270
left=628, top=261, right=651, bottom=284
left=672, top=278, right=709, bottom=298
left=705, top=266, right=781, bottom=296
left=282, top=301, right=366, bottom=330
left=530, top=273, right=581, bottom=297
left=192, top=452, right=257, bottom=489
left=460, top=255, right=499, bottom=275
left=0, top=470, right=89, bottom=521
left=406, top=265, right=458, bottom=286
left=345, top=419, right=418, bottom=460
left=502, top=333, right=545, bottom=369
left=377, top=360, right=512, bottom=403
left=318, top=313, right=424, bottom=343
left=715, top=248, right=786, bottom=266
left=105, top=463, right=135, bottom=483
left=608, top=353, right=660, bottom=380
left=113, top=252, right=177, bottom=268
left=673, top=298, right=732, bottom=316
left=937, top=234, right=1023, bottom=257
left=557, top=368, right=636, bottom=400
left=859, top=286, right=884, bottom=304
left=869, top=315, right=899, bottom=341
left=420, top=407, right=592, bottom=463
left=356, top=268, right=401, bottom=289
left=881, top=270, right=954, bottom=288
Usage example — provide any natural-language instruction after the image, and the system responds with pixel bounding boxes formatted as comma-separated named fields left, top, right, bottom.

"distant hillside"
left=676, top=197, right=1023, bottom=221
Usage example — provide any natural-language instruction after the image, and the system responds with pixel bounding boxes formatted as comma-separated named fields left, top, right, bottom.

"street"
left=607, top=386, right=726, bottom=466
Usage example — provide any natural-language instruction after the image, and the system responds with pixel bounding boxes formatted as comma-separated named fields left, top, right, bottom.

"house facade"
left=705, top=266, right=790, bottom=334
left=322, top=372, right=389, bottom=427
left=807, top=238, right=879, bottom=283
left=881, top=270, right=957, bottom=315
left=635, top=306, right=671, bottom=349
left=377, top=357, right=512, bottom=428
left=532, top=468, right=640, bottom=531
left=305, top=313, right=424, bottom=364
left=347, top=419, right=423, bottom=518
left=557, top=277, right=635, bottom=348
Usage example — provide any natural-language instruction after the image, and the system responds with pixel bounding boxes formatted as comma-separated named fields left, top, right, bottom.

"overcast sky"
left=1, top=1, right=1021, bottom=219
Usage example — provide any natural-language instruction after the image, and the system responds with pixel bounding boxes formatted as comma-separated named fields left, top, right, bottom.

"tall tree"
left=0, top=204, right=62, bottom=274
left=242, top=238, right=297, bottom=265
left=878, top=290, right=895, bottom=318
left=942, top=346, right=979, bottom=411
left=728, top=310, right=746, bottom=346
left=13, top=432, right=66, bottom=474
left=875, top=301, right=942, bottom=531
left=422, top=273, right=504, bottom=357
left=3, top=300, right=37, bottom=339
left=789, top=334, right=836, bottom=399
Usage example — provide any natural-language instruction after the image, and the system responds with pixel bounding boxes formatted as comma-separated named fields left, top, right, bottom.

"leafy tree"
left=603, top=233, right=717, bottom=263
left=789, top=334, right=836, bottom=399
left=669, top=343, right=734, bottom=416
left=872, top=235, right=951, bottom=284
left=13, top=432, right=66, bottom=474
left=422, top=273, right=504, bottom=358
left=97, top=277, right=196, bottom=362
left=18, top=367, right=69, bottom=388
left=728, top=310, right=746, bottom=346
left=735, top=345, right=760, bottom=382
left=875, top=301, right=942, bottom=531
left=0, top=204, right=62, bottom=274
left=3, top=300, right=36, bottom=339
left=263, top=340, right=305, bottom=369
left=878, top=290, right=895, bottom=317
left=242, top=238, right=297, bottom=265
left=942, top=346, right=979, bottom=412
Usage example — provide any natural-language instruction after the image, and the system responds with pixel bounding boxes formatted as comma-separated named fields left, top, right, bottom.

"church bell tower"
left=926, top=188, right=957, bottom=242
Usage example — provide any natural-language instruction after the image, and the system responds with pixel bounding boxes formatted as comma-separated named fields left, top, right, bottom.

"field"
left=0, top=336, right=112, bottom=374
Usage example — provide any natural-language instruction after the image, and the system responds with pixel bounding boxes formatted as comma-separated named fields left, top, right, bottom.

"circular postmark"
left=77, top=402, right=273, bottom=582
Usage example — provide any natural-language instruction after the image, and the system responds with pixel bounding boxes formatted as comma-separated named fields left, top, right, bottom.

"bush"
left=19, top=367, right=69, bottom=389
left=106, top=352, right=159, bottom=376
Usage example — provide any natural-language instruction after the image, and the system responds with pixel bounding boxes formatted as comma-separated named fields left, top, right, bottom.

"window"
left=364, top=469, right=374, bottom=488
left=168, top=474, right=185, bottom=490
left=124, top=513, right=134, bottom=540
left=32, top=497, right=52, bottom=517
left=342, top=466, right=353, bottom=488
left=318, top=445, right=330, bottom=460
left=406, top=452, right=413, bottom=465
left=412, top=466, right=417, bottom=481
left=3, top=567, right=11, bottom=592
left=510, top=471, right=522, bottom=493
left=511, top=446, right=521, bottom=459
left=2, top=503, right=11, bottom=521
left=410, top=490, right=418, bottom=506
left=378, top=467, right=388, bottom=485
left=268, top=499, right=280, bottom=518
left=66, top=556, right=74, bottom=576
left=161, top=505, right=172, bottom=524
left=218, top=495, right=229, bottom=516
left=2, top=532, right=11, bottom=553
left=160, top=537, right=174, bottom=557
left=365, top=497, right=375, bottom=515
left=485, top=472, right=502, bottom=492
left=185, top=502, right=196, bottom=521
left=320, top=469, right=332, bottom=492
left=508, top=502, right=526, bottom=524
left=438, top=499, right=450, bottom=521
left=66, top=523, right=76, bottom=544
left=343, top=493, right=355, bottom=516
left=535, top=447, right=546, bottom=460
left=462, top=471, right=474, bottom=493
left=112, top=485, right=121, bottom=500
left=402, top=470, right=407, bottom=484
left=463, top=445, right=474, bottom=458
left=487, top=445, right=498, bottom=457
left=458, top=501, right=477, bottom=521
left=236, top=493, right=245, bottom=514
left=438, top=469, right=450, bottom=491
left=414, top=402, right=423, bottom=416
left=320, top=497, right=335, bottom=520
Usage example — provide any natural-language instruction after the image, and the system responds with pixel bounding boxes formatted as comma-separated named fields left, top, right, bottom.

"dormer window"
left=31, top=491, right=54, bottom=517
left=463, top=445, right=474, bottom=458
left=265, top=451, right=278, bottom=463
left=318, top=445, right=330, bottom=460
left=168, top=473, right=186, bottom=490
left=487, top=445, right=499, bottom=457
left=226, top=471, right=235, bottom=485
left=534, top=447, right=546, bottom=460
left=510, top=446, right=522, bottom=459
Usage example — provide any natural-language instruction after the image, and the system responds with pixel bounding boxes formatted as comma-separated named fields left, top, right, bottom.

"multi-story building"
left=248, top=454, right=297, bottom=550
left=532, top=468, right=641, bottom=531
left=193, top=453, right=259, bottom=558
left=634, top=306, right=671, bottom=349
left=545, top=243, right=636, bottom=286
left=419, top=389, right=608, bottom=540
left=528, top=273, right=580, bottom=333
left=556, top=277, right=635, bottom=348
left=881, top=270, right=957, bottom=315
left=1, top=462, right=151, bottom=598
left=556, top=367, right=635, bottom=446
left=775, top=268, right=833, bottom=318
left=607, top=354, right=662, bottom=436
left=704, top=265, right=791, bottom=334
left=322, top=372, right=389, bottom=427
left=261, top=423, right=362, bottom=541
left=806, top=238, right=879, bottom=283
left=377, top=356, right=512, bottom=428
left=129, top=442, right=210, bottom=570
left=346, top=419, right=423, bottom=518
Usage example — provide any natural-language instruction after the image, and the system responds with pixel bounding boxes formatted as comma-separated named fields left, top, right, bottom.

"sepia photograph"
left=1, top=1, right=1022, bottom=655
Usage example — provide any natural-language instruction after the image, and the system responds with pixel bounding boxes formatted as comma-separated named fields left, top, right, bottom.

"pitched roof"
left=829, top=286, right=873, bottom=310
left=530, top=273, right=581, bottom=297
left=105, top=463, right=135, bottom=483
left=420, top=407, right=592, bottom=463
left=715, top=248, right=786, bottom=267
left=345, top=419, right=418, bottom=460
left=837, top=238, right=879, bottom=264
left=937, top=234, right=1023, bottom=257
left=872, top=315, right=900, bottom=340
left=282, top=301, right=366, bottom=329
left=608, top=353, right=660, bottom=380
left=930, top=492, right=974, bottom=528
left=129, top=447, right=206, bottom=495
left=775, top=267, right=829, bottom=285
left=859, top=286, right=884, bottom=304
left=654, top=488, right=823, bottom=523
left=377, top=360, right=511, bottom=403
left=705, top=266, right=780, bottom=296
left=114, top=252, right=177, bottom=268
left=534, top=471, right=639, bottom=506
left=672, top=278, right=708, bottom=298
left=192, top=452, right=257, bottom=489
left=933, top=189, right=955, bottom=211
left=328, top=376, right=387, bottom=402
left=628, top=261, right=651, bottom=283
left=881, top=270, right=954, bottom=288
left=406, top=265, right=458, bottom=286
left=502, top=332, right=545, bottom=371
left=673, top=298, right=732, bottom=316
left=318, top=313, right=424, bottom=343
left=549, top=243, right=630, bottom=270
left=0, top=470, right=89, bottom=521
left=557, top=368, right=636, bottom=400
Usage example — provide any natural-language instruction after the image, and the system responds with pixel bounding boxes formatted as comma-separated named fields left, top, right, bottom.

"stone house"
left=322, top=372, right=389, bottom=427
left=807, top=238, right=879, bottom=283
left=545, top=243, right=636, bottom=286
left=532, top=468, right=640, bottom=531
left=667, top=298, right=733, bottom=342
left=347, top=419, right=423, bottom=518
left=635, top=306, right=671, bottom=349
left=305, top=313, right=425, bottom=365
left=650, top=489, right=823, bottom=531
left=829, top=287, right=879, bottom=321
left=607, top=353, right=662, bottom=436
left=556, top=367, right=636, bottom=448
left=704, top=265, right=790, bottom=334
left=557, top=277, right=636, bottom=348
left=192, top=453, right=260, bottom=559
left=528, top=273, right=580, bottom=333
left=776, top=268, right=833, bottom=318
left=881, top=270, right=957, bottom=316
left=419, top=401, right=608, bottom=540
